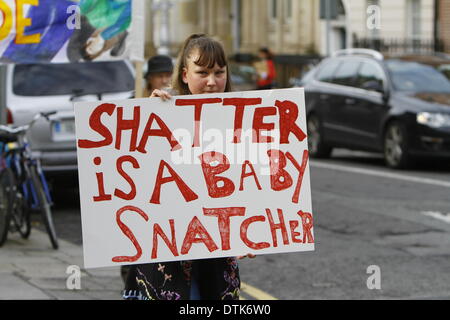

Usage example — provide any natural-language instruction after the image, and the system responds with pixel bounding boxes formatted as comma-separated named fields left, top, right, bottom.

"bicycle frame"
left=4, top=140, right=53, bottom=211
left=0, top=111, right=58, bottom=248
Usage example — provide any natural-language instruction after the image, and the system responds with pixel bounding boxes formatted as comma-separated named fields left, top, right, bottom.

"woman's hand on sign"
left=150, top=89, right=172, bottom=101
left=237, top=253, right=256, bottom=260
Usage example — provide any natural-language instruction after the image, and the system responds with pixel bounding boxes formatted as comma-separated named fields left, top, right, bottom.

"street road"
left=44, top=149, right=450, bottom=300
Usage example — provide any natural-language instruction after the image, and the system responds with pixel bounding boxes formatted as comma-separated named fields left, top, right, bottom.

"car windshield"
left=438, top=64, right=450, bottom=80
left=385, top=59, right=450, bottom=93
left=13, top=61, right=134, bottom=96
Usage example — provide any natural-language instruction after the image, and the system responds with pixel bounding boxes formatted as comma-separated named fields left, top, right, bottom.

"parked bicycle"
left=0, top=111, right=58, bottom=249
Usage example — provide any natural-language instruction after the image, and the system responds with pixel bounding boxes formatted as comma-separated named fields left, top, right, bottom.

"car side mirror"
left=382, top=89, right=390, bottom=104
left=361, top=80, right=384, bottom=93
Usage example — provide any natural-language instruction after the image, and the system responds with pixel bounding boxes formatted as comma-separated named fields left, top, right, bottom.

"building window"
left=285, top=0, right=292, bottom=20
left=367, top=0, right=380, bottom=38
left=269, top=0, right=277, bottom=20
left=407, top=0, right=421, bottom=39
left=337, top=0, right=345, bottom=16
left=319, top=0, right=344, bottom=20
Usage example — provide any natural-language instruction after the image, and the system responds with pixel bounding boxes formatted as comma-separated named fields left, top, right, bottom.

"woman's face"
left=182, top=49, right=227, bottom=94
left=258, top=51, right=266, bottom=59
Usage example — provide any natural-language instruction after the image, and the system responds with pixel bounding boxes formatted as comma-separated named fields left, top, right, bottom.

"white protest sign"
left=74, top=88, right=315, bottom=269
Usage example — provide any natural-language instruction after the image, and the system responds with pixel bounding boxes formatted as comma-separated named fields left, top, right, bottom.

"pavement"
left=0, top=228, right=124, bottom=300
left=0, top=228, right=273, bottom=301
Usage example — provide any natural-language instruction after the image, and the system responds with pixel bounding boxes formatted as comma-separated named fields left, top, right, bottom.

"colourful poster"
left=0, top=0, right=133, bottom=63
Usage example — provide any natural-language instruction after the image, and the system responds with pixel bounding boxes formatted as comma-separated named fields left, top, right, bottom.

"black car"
left=300, top=49, right=450, bottom=169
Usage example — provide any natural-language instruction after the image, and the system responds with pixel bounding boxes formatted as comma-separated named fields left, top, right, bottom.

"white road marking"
left=421, top=211, right=450, bottom=224
left=310, top=161, right=450, bottom=189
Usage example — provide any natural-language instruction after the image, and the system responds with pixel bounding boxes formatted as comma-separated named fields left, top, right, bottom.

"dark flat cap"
left=145, top=55, right=174, bottom=77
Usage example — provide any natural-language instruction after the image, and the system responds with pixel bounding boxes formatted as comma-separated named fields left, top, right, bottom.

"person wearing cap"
left=142, top=55, right=174, bottom=97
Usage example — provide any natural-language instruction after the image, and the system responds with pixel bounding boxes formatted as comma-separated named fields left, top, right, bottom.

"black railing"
left=353, top=37, right=446, bottom=55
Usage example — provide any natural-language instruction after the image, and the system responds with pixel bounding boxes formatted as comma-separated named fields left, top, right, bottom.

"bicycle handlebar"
left=0, top=111, right=57, bottom=136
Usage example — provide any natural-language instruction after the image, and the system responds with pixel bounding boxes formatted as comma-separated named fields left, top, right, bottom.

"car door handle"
left=320, top=94, right=329, bottom=100
left=345, top=98, right=356, bottom=105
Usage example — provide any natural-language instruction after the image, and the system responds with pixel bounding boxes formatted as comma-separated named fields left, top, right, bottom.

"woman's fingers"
left=237, top=253, right=256, bottom=260
left=150, top=89, right=172, bottom=101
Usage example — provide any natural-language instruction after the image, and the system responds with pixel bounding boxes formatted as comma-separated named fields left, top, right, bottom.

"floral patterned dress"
left=122, top=257, right=240, bottom=300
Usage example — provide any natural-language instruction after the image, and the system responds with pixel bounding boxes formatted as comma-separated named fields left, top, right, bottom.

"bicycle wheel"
left=0, top=168, right=12, bottom=246
left=13, top=185, right=31, bottom=239
left=29, top=165, right=58, bottom=249
left=5, top=152, right=31, bottom=238
left=7, top=165, right=31, bottom=239
left=3, top=167, right=30, bottom=239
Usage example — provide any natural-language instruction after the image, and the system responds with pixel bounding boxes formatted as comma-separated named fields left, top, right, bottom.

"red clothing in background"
left=257, top=59, right=276, bottom=88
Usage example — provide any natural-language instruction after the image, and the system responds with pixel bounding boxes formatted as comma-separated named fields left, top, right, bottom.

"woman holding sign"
left=122, top=34, right=254, bottom=301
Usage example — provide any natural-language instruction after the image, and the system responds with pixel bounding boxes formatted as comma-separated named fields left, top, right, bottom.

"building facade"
left=148, top=0, right=328, bottom=57
left=145, top=0, right=445, bottom=87
left=437, top=0, right=450, bottom=52
left=346, top=0, right=434, bottom=39
left=147, top=0, right=445, bottom=56
left=346, top=0, right=437, bottom=53
left=146, top=0, right=350, bottom=86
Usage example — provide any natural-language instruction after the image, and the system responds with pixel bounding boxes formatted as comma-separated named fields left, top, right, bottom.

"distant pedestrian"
left=254, top=47, right=276, bottom=90
left=122, top=34, right=255, bottom=301
left=142, top=55, right=174, bottom=97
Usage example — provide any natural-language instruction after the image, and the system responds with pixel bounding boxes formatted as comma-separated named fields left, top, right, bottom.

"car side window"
left=331, top=60, right=361, bottom=87
left=355, top=62, right=384, bottom=91
left=315, top=60, right=341, bottom=83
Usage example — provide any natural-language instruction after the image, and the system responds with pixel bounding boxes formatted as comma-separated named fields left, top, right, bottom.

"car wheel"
left=307, top=114, right=332, bottom=158
left=383, top=121, right=412, bottom=169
